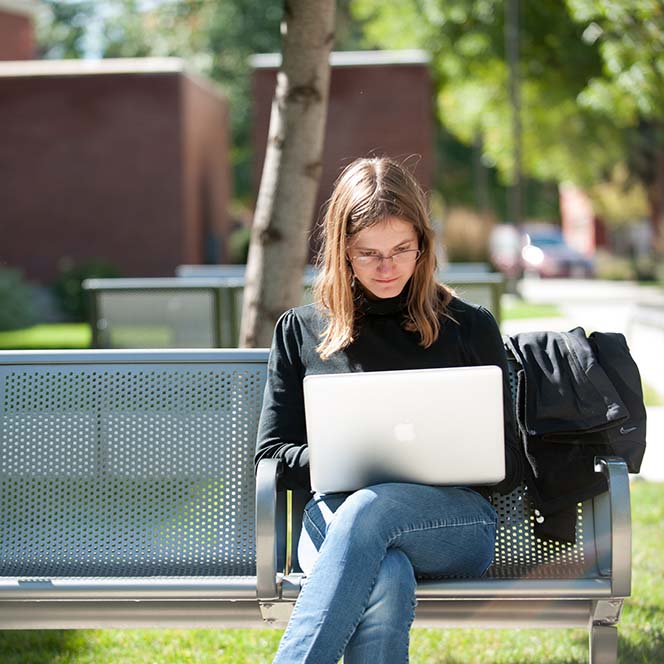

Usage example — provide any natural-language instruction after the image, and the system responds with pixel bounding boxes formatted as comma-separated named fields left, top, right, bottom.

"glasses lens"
left=353, top=250, right=420, bottom=266
left=393, top=250, right=419, bottom=264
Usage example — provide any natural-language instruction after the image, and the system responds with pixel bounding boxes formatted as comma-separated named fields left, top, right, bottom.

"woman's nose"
left=376, top=256, right=396, bottom=272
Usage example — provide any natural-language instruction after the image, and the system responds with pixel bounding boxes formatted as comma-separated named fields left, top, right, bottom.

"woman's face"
left=347, top=216, right=419, bottom=299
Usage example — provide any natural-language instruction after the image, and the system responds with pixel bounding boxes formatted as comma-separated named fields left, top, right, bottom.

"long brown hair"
left=313, top=157, right=453, bottom=359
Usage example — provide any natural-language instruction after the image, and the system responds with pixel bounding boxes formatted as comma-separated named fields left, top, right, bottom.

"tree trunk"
left=648, top=145, right=664, bottom=252
left=240, top=0, right=335, bottom=348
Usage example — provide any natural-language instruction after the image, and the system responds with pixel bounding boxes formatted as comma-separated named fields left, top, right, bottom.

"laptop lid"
left=303, top=365, right=505, bottom=493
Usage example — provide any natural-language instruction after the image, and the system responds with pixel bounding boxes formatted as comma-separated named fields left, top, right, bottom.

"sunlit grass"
left=502, top=301, right=564, bottom=320
left=0, top=323, right=178, bottom=350
left=0, top=323, right=90, bottom=349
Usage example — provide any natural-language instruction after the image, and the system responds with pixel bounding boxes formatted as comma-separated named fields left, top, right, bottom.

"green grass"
left=502, top=301, right=564, bottom=320
left=642, top=381, right=664, bottom=407
left=0, top=323, right=91, bottom=349
left=0, top=324, right=174, bottom=350
left=0, top=481, right=661, bottom=663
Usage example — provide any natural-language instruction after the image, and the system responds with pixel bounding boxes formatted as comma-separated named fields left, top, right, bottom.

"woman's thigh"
left=300, top=483, right=496, bottom=578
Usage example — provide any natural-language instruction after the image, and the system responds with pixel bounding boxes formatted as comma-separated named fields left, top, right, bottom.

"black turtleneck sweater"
left=254, top=287, right=524, bottom=495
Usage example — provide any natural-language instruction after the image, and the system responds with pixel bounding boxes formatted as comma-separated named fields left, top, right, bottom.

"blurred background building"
left=0, top=0, right=39, bottom=60
left=1, top=57, right=231, bottom=281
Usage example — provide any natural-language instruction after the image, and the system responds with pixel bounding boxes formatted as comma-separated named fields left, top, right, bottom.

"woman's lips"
left=374, top=277, right=399, bottom=284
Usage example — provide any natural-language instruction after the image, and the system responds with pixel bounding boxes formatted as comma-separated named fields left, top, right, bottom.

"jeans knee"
left=332, top=484, right=407, bottom=538
left=329, top=487, right=384, bottom=539
left=367, top=548, right=416, bottom=619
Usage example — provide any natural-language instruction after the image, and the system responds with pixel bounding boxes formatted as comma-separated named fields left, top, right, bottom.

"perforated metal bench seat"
left=0, top=349, right=631, bottom=663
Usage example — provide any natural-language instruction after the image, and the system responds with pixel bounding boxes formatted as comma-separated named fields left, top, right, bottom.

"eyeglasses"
left=348, top=248, right=421, bottom=268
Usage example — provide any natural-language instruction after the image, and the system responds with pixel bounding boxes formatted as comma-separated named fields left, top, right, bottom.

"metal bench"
left=175, top=265, right=502, bottom=321
left=83, top=272, right=503, bottom=350
left=0, top=348, right=629, bottom=663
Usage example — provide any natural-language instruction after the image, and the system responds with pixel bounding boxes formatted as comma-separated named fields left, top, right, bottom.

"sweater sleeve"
left=254, top=309, right=312, bottom=491
left=469, top=306, right=525, bottom=494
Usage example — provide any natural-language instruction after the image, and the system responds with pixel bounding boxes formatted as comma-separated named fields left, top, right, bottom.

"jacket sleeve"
left=469, top=306, right=525, bottom=494
left=254, top=309, right=311, bottom=491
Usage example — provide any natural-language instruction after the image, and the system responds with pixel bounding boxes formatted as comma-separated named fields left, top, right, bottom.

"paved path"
left=502, top=278, right=663, bottom=483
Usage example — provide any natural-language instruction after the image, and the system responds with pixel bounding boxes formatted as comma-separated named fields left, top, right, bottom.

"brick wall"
left=0, top=62, right=230, bottom=282
left=0, top=9, right=35, bottom=60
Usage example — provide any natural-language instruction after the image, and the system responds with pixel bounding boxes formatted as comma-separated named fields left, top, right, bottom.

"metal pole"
left=505, top=0, right=522, bottom=226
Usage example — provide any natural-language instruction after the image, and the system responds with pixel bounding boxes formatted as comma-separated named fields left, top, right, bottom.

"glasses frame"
left=348, top=248, right=422, bottom=269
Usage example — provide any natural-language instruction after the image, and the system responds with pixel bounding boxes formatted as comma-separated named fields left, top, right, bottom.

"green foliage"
left=228, top=226, right=251, bottom=264
left=353, top=0, right=616, bottom=188
left=434, top=125, right=561, bottom=219
left=36, top=1, right=96, bottom=59
left=353, top=0, right=664, bottom=209
left=567, top=0, right=664, bottom=122
left=51, top=258, right=120, bottom=322
left=590, top=164, right=650, bottom=226
left=0, top=267, right=37, bottom=332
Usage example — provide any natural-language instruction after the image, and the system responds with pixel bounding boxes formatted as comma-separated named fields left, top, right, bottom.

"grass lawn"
left=0, top=480, right=661, bottom=663
left=0, top=324, right=174, bottom=350
left=502, top=300, right=564, bottom=320
left=0, top=323, right=91, bottom=350
left=643, top=382, right=664, bottom=407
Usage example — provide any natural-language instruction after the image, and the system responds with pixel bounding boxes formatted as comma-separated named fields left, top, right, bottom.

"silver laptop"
left=303, top=366, right=505, bottom=493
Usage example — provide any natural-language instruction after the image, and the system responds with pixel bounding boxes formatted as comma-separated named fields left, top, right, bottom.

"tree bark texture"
left=240, top=0, right=335, bottom=347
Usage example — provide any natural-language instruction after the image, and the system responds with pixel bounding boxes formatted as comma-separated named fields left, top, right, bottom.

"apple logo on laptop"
left=394, top=422, right=416, bottom=443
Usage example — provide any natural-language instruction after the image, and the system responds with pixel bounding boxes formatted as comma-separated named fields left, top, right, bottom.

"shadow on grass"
left=0, top=630, right=87, bottom=663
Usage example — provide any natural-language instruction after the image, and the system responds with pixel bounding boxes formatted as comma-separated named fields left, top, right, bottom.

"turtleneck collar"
left=357, top=279, right=411, bottom=316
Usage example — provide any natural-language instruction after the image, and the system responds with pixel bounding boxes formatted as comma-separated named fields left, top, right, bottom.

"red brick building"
left=251, top=50, right=435, bottom=240
left=0, top=0, right=39, bottom=61
left=1, top=58, right=231, bottom=282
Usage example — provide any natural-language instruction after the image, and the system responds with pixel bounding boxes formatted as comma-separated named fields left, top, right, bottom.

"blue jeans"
left=273, top=483, right=497, bottom=664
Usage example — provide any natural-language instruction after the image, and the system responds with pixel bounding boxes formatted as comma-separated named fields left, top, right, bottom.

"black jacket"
left=506, top=328, right=646, bottom=541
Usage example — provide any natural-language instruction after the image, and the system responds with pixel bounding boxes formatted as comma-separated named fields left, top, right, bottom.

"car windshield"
left=529, top=235, right=564, bottom=247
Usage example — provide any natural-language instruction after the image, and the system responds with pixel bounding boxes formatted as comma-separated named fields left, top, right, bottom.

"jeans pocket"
left=478, top=520, right=498, bottom=577
left=302, top=504, right=327, bottom=549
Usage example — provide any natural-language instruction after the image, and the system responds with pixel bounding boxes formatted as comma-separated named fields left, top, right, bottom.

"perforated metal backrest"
left=0, top=351, right=267, bottom=578
left=484, top=354, right=589, bottom=579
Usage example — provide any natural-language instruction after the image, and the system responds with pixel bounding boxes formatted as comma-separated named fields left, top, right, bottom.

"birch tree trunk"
left=240, top=0, right=335, bottom=347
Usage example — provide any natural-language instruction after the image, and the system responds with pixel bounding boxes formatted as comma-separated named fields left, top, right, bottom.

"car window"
left=529, top=235, right=564, bottom=246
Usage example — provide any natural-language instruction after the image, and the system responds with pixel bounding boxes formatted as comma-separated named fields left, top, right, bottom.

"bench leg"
left=589, top=624, right=618, bottom=664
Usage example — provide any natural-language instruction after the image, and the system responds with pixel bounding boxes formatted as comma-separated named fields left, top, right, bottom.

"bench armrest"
left=256, top=458, right=285, bottom=601
left=594, top=455, right=632, bottom=597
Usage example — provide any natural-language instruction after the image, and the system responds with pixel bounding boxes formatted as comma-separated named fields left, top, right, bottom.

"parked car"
left=520, top=224, right=594, bottom=278
left=488, top=224, right=524, bottom=279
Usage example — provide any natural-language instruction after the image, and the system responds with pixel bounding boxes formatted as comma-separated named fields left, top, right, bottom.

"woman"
left=255, top=157, right=523, bottom=663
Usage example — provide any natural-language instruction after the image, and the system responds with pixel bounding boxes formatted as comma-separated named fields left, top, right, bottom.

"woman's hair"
left=313, top=157, right=454, bottom=359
